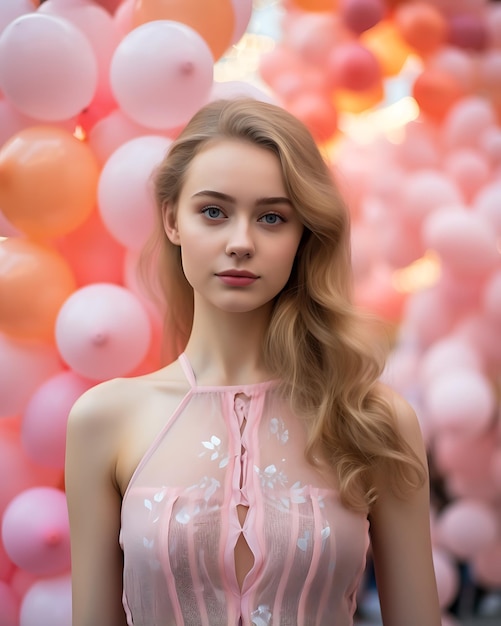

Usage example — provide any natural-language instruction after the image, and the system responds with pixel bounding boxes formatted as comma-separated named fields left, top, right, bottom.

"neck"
left=183, top=299, right=273, bottom=386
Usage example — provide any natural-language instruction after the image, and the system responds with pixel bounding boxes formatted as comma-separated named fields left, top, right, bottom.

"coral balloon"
left=361, top=20, right=410, bottom=77
left=21, top=371, right=94, bottom=470
left=436, top=500, right=498, bottom=561
left=0, top=125, right=100, bottom=238
left=327, top=42, right=382, bottom=91
left=0, top=239, right=76, bottom=341
left=19, top=575, right=72, bottom=626
left=287, top=92, right=338, bottom=144
left=110, top=20, right=214, bottom=129
left=133, top=0, right=234, bottom=60
left=98, top=135, right=171, bottom=250
left=1, top=487, right=70, bottom=576
left=394, top=1, right=448, bottom=56
left=412, top=69, right=464, bottom=121
left=55, top=283, right=152, bottom=380
left=0, top=13, right=97, bottom=121
left=0, top=335, right=62, bottom=418
left=290, top=0, right=337, bottom=10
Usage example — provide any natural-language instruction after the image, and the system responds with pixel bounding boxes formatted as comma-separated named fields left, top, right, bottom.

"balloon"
left=327, top=42, right=382, bottom=92
left=98, top=135, right=171, bottom=250
left=55, top=283, right=152, bottom=380
left=333, top=82, right=384, bottom=113
left=423, top=368, right=495, bottom=436
left=0, top=580, right=19, bottom=626
left=230, top=0, right=252, bottom=45
left=55, top=210, right=126, bottom=287
left=394, top=1, right=448, bottom=56
left=403, top=287, right=454, bottom=349
left=482, top=270, right=501, bottom=325
left=456, top=313, right=501, bottom=372
left=132, top=0, right=234, bottom=60
left=110, top=20, right=214, bottom=129
left=473, top=542, right=501, bottom=588
left=38, top=0, right=121, bottom=113
left=286, top=92, right=338, bottom=144
left=290, top=0, right=338, bottom=10
left=2, top=487, right=70, bottom=576
left=285, top=13, right=342, bottom=67
left=422, top=208, right=499, bottom=276
left=0, top=239, right=76, bottom=342
left=0, top=334, right=62, bottom=418
left=361, top=20, right=410, bottom=77
left=21, top=371, right=94, bottom=470
left=441, top=96, right=497, bottom=151
left=19, top=574, right=72, bottom=626
left=486, top=3, right=501, bottom=48
left=448, top=13, right=488, bottom=51
left=0, top=14, right=97, bottom=121
left=443, top=148, right=490, bottom=202
left=340, top=0, right=385, bottom=35
left=398, top=170, right=462, bottom=227
left=419, top=337, right=483, bottom=388
left=436, top=500, right=498, bottom=561
left=428, top=46, right=477, bottom=94
left=432, top=548, right=460, bottom=609
left=0, top=0, right=33, bottom=35
left=473, top=182, right=501, bottom=237
left=0, top=210, right=21, bottom=238
left=0, top=125, right=100, bottom=238
left=412, top=69, right=464, bottom=121
left=479, top=127, right=501, bottom=168
left=0, top=428, right=62, bottom=518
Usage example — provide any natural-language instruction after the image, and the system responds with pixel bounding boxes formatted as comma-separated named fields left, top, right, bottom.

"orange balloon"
left=0, top=126, right=100, bottom=239
left=133, top=0, right=234, bottom=60
left=333, top=82, right=384, bottom=114
left=289, top=0, right=338, bottom=11
left=394, top=2, right=448, bottom=57
left=0, top=238, right=76, bottom=342
left=361, top=20, right=411, bottom=77
left=412, top=69, right=465, bottom=121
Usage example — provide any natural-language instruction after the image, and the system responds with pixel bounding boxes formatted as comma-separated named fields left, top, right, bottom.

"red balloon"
left=327, top=42, right=382, bottom=91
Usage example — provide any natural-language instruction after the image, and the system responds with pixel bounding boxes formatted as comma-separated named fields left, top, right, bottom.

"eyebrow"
left=192, top=190, right=293, bottom=207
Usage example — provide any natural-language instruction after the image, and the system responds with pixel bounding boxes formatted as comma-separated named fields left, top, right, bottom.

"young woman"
left=66, top=98, right=441, bottom=626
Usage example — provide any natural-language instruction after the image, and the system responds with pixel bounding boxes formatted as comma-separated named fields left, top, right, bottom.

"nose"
left=225, top=219, right=255, bottom=258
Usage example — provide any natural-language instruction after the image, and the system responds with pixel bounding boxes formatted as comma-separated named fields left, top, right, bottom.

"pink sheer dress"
left=120, top=353, right=370, bottom=625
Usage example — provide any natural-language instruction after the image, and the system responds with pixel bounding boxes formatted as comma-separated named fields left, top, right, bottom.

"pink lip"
left=216, top=270, right=258, bottom=287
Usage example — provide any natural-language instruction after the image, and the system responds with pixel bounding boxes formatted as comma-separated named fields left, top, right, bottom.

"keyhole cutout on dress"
left=233, top=393, right=254, bottom=590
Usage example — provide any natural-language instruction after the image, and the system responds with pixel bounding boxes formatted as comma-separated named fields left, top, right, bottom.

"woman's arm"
left=369, top=390, right=442, bottom=626
left=65, top=383, right=129, bottom=626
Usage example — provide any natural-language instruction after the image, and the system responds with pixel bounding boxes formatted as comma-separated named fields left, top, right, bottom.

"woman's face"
left=164, top=139, right=304, bottom=315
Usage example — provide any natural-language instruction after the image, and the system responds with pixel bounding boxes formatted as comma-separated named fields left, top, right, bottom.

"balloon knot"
left=92, top=332, right=108, bottom=346
left=180, top=61, right=195, bottom=76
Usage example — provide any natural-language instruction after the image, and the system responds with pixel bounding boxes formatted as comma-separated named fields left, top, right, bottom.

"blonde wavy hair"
left=141, top=98, right=425, bottom=512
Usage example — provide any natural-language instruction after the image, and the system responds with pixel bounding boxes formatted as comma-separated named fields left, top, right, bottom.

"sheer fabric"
left=120, top=353, right=369, bottom=625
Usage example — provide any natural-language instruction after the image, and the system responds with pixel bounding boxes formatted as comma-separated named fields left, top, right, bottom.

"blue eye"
left=202, top=206, right=224, bottom=219
left=259, top=213, right=284, bottom=225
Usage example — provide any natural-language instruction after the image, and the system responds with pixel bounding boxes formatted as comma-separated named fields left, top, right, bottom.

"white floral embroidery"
left=269, top=417, right=289, bottom=444
left=251, top=604, right=272, bottom=626
left=297, top=530, right=311, bottom=552
left=257, top=464, right=288, bottom=489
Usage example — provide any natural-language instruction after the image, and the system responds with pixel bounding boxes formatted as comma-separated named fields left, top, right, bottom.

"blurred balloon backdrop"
left=0, top=1, right=500, bottom=624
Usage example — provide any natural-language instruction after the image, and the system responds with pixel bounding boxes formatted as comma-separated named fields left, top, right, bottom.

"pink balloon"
left=19, top=574, right=71, bottom=626
left=0, top=580, right=19, bottom=626
left=230, top=0, right=252, bottom=44
left=473, top=182, right=501, bottom=237
left=424, top=368, right=495, bottom=436
left=88, top=108, right=153, bottom=166
left=433, top=430, right=497, bottom=483
left=397, top=121, right=440, bottom=170
left=2, top=487, right=70, bottom=576
left=327, top=42, right=381, bottom=91
left=0, top=0, right=33, bottom=35
left=482, top=270, right=501, bottom=324
left=0, top=533, right=15, bottom=581
left=55, top=283, right=152, bottom=380
left=286, top=13, right=341, bottom=67
left=479, top=127, right=501, bottom=168
left=443, top=148, right=490, bottom=202
left=0, top=335, right=62, bottom=418
left=436, top=499, right=498, bottom=561
left=0, top=210, right=21, bottom=238
left=98, top=135, right=172, bottom=250
left=456, top=313, right=501, bottom=372
left=0, top=14, right=98, bottom=121
left=113, top=0, right=134, bottom=39
left=340, top=0, right=386, bottom=35
left=448, top=12, right=488, bottom=51
left=419, top=337, right=483, bottom=387
left=403, top=288, right=455, bottom=349
left=38, top=0, right=120, bottom=112
left=110, top=20, right=214, bottom=129
left=422, top=208, right=499, bottom=276
left=473, top=542, right=501, bottom=588
left=486, top=3, right=501, bottom=47
left=428, top=46, right=477, bottom=94
left=442, top=96, right=497, bottom=151
left=21, top=371, right=94, bottom=470
left=399, top=170, right=462, bottom=227
left=432, top=548, right=460, bottom=609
